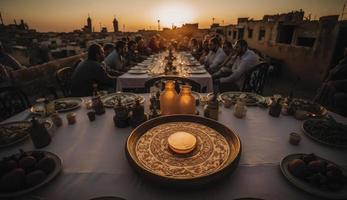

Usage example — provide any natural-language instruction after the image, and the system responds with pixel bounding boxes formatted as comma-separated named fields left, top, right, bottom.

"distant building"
left=182, top=23, right=199, bottom=30
left=0, top=18, right=30, bottom=31
left=220, top=10, right=347, bottom=88
left=82, top=15, right=92, bottom=33
left=101, top=27, right=108, bottom=33
left=87, top=15, right=92, bottom=32
left=113, top=17, right=119, bottom=32
left=160, top=23, right=208, bottom=40
left=210, top=23, right=220, bottom=29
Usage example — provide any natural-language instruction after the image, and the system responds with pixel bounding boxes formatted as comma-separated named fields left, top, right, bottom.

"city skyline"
left=0, top=0, right=345, bottom=32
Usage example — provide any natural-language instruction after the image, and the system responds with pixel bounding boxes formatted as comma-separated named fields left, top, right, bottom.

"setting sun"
left=153, top=3, right=195, bottom=28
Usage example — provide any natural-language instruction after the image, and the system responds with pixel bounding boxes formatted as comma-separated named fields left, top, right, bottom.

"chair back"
left=56, top=67, right=73, bottom=97
left=144, top=76, right=201, bottom=93
left=0, top=86, right=30, bottom=122
left=242, top=62, right=269, bottom=95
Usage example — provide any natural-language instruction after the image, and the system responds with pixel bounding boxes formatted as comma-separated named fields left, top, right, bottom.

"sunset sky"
left=0, top=0, right=345, bottom=32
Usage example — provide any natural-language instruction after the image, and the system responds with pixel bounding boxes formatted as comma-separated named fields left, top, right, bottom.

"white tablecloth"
left=116, top=73, right=213, bottom=93
left=1, top=94, right=347, bottom=200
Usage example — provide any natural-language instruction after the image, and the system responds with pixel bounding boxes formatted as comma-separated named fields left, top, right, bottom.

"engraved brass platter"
left=126, top=115, right=241, bottom=186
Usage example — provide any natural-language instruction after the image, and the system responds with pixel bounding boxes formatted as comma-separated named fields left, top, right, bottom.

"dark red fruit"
left=5, top=160, right=17, bottom=172
left=18, top=156, right=37, bottom=170
left=308, top=160, right=326, bottom=173
left=31, top=151, right=45, bottom=161
left=302, top=153, right=316, bottom=164
left=25, top=170, right=47, bottom=187
left=0, top=168, right=25, bottom=192
left=288, top=159, right=307, bottom=178
left=36, top=156, right=55, bottom=174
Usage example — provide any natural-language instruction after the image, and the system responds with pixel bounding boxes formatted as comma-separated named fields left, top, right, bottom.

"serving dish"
left=126, top=115, right=241, bottom=186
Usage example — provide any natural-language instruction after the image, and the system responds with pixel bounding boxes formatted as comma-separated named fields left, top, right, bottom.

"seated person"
left=213, top=40, right=260, bottom=92
left=223, top=41, right=233, bottom=57
left=158, top=36, right=167, bottom=51
left=314, top=47, right=347, bottom=115
left=324, top=80, right=347, bottom=116
left=204, top=37, right=226, bottom=74
left=125, top=40, right=145, bottom=67
left=135, top=36, right=150, bottom=56
left=0, top=42, right=25, bottom=71
left=148, top=36, right=160, bottom=54
left=199, top=39, right=210, bottom=65
left=71, top=44, right=116, bottom=97
left=104, top=40, right=127, bottom=73
left=103, top=43, right=114, bottom=57
left=189, top=38, right=202, bottom=60
left=216, top=41, right=235, bottom=69
left=178, top=36, right=190, bottom=51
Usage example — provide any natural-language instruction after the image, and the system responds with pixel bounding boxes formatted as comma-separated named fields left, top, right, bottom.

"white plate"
left=190, top=66, right=205, bottom=70
left=101, top=92, right=145, bottom=108
left=137, top=63, right=149, bottom=67
left=127, top=70, right=147, bottom=74
left=217, top=92, right=265, bottom=106
left=131, top=66, right=147, bottom=70
left=189, top=69, right=207, bottom=74
left=31, top=97, right=82, bottom=114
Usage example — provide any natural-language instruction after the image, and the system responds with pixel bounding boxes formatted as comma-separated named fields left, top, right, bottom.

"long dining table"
left=116, top=52, right=214, bottom=92
left=1, top=93, right=347, bottom=200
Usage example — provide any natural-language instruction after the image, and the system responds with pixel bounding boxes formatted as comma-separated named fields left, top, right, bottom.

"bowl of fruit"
left=0, top=149, right=62, bottom=198
left=280, top=153, right=347, bottom=199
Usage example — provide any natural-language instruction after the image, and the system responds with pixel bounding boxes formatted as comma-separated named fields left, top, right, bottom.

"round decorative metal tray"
left=302, top=119, right=347, bottom=148
left=126, top=115, right=241, bottom=186
left=280, top=153, right=347, bottom=199
left=101, top=92, right=145, bottom=108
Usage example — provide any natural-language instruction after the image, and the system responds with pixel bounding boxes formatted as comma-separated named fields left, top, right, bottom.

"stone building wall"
left=222, top=13, right=343, bottom=89
left=9, top=53, right=86, bottom=101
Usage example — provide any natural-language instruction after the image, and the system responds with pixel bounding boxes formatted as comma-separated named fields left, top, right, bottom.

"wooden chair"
left=144, top=76, right=202, bottom=93
left=72, top=58, right=83, bottom=70
left=56, top=67, right=73, bottom=97
left=242, top=62, right=269, bottom=95
left=0, top=86, right=30, bottom=122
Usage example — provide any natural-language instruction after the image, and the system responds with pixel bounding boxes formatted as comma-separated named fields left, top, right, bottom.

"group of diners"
left=71, top=35, right=163, bottom=96
left=71, top=33, right=261, bottom=97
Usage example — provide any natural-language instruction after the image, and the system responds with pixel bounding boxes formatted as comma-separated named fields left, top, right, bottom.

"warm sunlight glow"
left=153, top=4, right=195, bottom=28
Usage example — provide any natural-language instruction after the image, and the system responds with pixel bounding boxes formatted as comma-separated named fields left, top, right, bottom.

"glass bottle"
left=159, top=80, right=178, bottom=115
left=91, top=83, right=105, bottom=115
left=130, top=98, right=147, bottom=128
left=29, top=117, right=51, bottom=148
left=177, top=85, right=195, bottom=114
left=92, top=83, right=98, bottom=96
left=269, top=98, right=282, bottom=117
left=113, top=98, right=129, bottom=128
left=204, top=94, right=219, bottom=120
